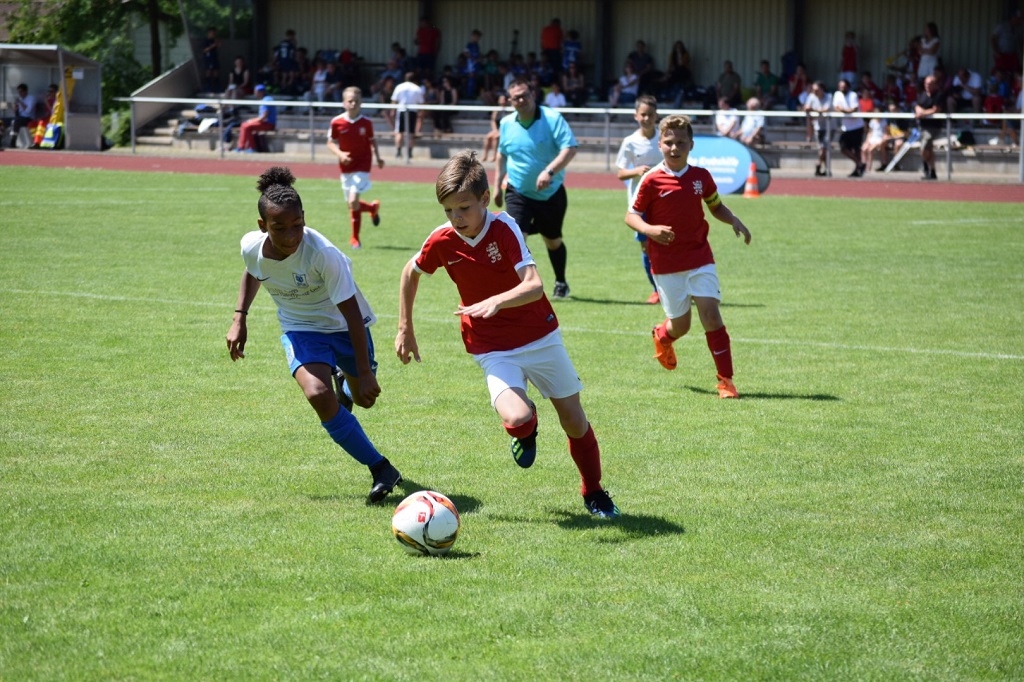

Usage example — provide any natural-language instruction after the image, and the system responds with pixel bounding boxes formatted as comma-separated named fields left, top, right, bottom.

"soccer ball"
left=391, top=491, right=461, bottom=556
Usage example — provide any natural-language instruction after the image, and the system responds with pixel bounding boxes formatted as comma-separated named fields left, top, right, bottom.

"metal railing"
left=118, top=95, right=1024, bottom=182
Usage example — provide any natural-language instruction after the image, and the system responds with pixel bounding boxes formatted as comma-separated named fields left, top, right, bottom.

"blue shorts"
left=281, top=329, right=378, bottom=377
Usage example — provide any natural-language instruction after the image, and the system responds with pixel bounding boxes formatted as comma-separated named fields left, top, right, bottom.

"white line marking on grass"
left=7, top=288, right=1023, bottom=361
left=908, top=217, right=1024, bottom=226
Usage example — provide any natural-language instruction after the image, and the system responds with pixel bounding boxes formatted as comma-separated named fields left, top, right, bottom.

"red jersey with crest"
left=413, top=211, right=559, bottom=354
left=631, top=163, right=722, bottom=274
left=328, top=113, right=375, bottom=173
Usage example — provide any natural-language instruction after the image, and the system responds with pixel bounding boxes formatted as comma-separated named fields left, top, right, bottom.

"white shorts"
left=473, top=329, right=583, bottom=407
left=653, top=263, right=721, bottom=319
left=339, top=171, right=372, bottom=199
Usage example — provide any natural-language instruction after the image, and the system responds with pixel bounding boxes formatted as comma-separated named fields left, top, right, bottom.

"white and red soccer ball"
left=391, top=491, right=461, bottom=556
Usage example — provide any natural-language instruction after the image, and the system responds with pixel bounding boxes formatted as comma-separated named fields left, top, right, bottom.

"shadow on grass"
left=305, top=477, right=483, bottom=512
left=685, top=386, right=841, bottom=401
left=568, top=296, right=766, bottom=309
left=550, top=510, right=686, bottom=542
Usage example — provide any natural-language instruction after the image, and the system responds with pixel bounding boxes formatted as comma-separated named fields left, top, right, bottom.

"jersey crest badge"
left=486, top=242, right=502, bottom=263
left=293, top=273, right=308, bottom=288
left=693, top=180, right=704, bottom=195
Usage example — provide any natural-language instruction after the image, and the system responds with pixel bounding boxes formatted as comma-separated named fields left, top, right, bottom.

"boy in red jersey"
left=395, top=151, right=620, bottom=518
left=625, top=115, right=752, bottom=399
left=327, top=87, right=384, bottom=250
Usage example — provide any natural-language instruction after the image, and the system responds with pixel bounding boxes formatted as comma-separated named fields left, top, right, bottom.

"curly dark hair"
left=256, top=166, right=302, bottom=219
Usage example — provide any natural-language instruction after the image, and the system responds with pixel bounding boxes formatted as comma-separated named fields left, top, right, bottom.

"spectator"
left=306, top=58, right=330, bottom=112
left=714, top=97, right=740, bottom=138
left=271, top=29, right=298, bottom=92
left=881, top=100, right=911, bottom=169
left=562, top=29, right=583, bottom=71
left=859, top=71, right=883, bottom=109
left=948, top=67, right=984, bottom=115
left=562, top=62, right=588, bottom=108
left=480, top=94, right=507, bottom=162
left=802, top=80, right=833, bottom=176
left=235, top=84, right=276, bottom=153
left=372, top=59, right=404, bottom=99
left=377, top=75, right=397, bottom=130
left=541, top=18, right=564, bottom=77
left=293, top=47, right=312, bottom=96
left=917, top=22, right=941, bottom=84
left=609, top=61, right=639, bottom=108
left=614, top=94, right=662, bottom=304
left=715, top=60, right=742, bottom=107
left=627, top=40, right=659, bottom=96
left=860, top=110, right=889, bottom=173
left=481, top=50, right=504, bottom=96
left=202, top=27, right=222, bottom=92
left=839, top=30, right=858, bottom=85
left=915, top=74, right=949, bottom=180
left=738, top=97, right=765, bottom=145
left=7, top=84, right=37, bottom=148
left=660, top=41, right=694, bottom=106
left=416, top=76, right=438, bottom=137
left=753, top=59, right=781, bottom=110
left=786, top=63, right=809, bottom=111
left=882, top=73, right=902, bottom=110
left=494, top=76, right=579, bottom=300
left=462, top=29, right=483, bottom=97
left=544, top=82, right=567, bottom=108
left=391, top=72, right=424, bottom=160
left=833, top=78, right=866, bottom=176
left=323, top=62, right=344, bottom=104
left=414, top=16, right=442, bottom=78
left=225, top=56, right=252, bottom=108
left=434, top=75, right=459, bottom=134
left=991, top=10, right=1022, bottom=77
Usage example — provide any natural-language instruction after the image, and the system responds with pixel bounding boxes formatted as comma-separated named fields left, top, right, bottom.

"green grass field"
left=1, top=166, right=1022, bottom=680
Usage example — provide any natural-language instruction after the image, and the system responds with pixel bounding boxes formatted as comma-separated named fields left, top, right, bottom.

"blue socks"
left=321, top=408, right=383, bottom=467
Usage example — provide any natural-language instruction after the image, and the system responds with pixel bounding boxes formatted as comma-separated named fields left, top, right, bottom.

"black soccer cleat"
left=510, top=428, right=538, bottom=469
left=583, top=489, right=621, bottom=519
left=368, top=458, right=402, bottom=503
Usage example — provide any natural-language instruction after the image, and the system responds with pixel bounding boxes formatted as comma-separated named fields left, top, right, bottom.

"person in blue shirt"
left=235, top=84, right=277, bottom=152
left=493, top=76, right=578, bottom=299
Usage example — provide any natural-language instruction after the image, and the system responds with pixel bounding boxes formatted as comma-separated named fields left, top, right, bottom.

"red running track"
left=2, top=149, right=1022, bottom=203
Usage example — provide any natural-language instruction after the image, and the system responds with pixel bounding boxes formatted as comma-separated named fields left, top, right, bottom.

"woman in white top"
left=917, top=22, right=940, bottom=83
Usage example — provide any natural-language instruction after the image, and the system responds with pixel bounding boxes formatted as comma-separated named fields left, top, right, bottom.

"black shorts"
left=839, top=127, right=864, bottom=152
left=504, top=184, right=568, bottom=240
left=396, top=111, right=418, bottom=133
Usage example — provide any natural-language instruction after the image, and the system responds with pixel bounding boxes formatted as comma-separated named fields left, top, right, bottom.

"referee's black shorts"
left=503, top=184, right=568, bottom=241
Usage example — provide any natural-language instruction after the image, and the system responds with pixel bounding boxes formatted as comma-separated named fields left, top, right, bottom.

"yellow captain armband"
left=705, top=191, right=722, bottom=209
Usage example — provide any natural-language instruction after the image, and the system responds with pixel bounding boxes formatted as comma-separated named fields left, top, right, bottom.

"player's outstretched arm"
left=396, top=259, right=422, bottom=364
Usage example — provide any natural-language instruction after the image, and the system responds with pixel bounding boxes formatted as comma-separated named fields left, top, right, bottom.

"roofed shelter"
left=0, top=43, right=102, bottom=150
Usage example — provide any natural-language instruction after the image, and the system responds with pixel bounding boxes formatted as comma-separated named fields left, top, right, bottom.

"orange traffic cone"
left=743, top=162, right=760, bottom=198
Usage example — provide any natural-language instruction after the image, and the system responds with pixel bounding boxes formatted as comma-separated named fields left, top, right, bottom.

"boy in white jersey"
left=395, top=151, right=619, bottom=518
left=625, top=116, right=752, bottom=399
left=615, top=94, right=662, bottom=304
left=226, top=167, right=402, bottom=503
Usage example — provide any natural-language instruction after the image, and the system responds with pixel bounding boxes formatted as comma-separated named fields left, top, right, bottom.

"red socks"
left=705, top=326, right=733, bottom=379
left=349, top=209, right=361, bottom=242
left=568, top=424, right=603, bottom=496
left=654, top=321, right=676, bottom=344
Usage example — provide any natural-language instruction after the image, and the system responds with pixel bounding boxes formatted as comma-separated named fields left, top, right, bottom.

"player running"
left=327, top=86, right=384, bottom=250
